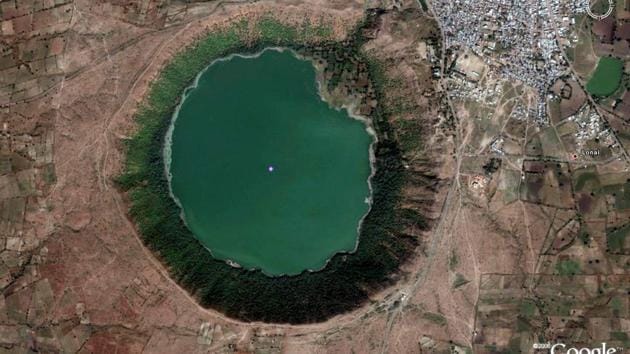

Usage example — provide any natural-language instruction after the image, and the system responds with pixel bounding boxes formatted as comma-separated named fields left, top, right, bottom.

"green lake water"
left=167, top=49, right=373, bottom=276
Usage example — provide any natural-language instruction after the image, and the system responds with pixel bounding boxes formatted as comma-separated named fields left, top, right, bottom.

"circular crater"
left=119, top=20, right=417, bottom=324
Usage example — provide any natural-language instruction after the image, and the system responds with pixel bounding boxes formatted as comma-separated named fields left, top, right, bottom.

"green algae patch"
left=586, top=57, right=623, bottom=97
left=117, top=16, right=420, bottom=324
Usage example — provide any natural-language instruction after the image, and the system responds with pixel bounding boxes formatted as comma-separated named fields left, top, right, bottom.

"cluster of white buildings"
left=433, top=0, right=590, bottom=123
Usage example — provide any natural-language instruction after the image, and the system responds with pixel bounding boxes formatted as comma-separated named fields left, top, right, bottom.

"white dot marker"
left=268, top=165, right=274, bottom=172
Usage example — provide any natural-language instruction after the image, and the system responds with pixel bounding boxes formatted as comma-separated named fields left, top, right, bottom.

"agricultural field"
left=474, top=274, right=629, bottom=353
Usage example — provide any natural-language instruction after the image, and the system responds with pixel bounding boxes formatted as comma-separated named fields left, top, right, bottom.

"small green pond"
left=586, top=57, right=623, bottom=97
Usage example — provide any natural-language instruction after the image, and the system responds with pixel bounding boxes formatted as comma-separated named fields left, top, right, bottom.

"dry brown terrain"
left=0, top=0, right=628, bottom=353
